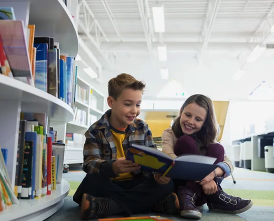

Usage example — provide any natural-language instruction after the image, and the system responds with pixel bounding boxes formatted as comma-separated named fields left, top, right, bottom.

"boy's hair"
left=108, top=73, right=146, bottom=100
left=172, top=94, right=219, bottom=147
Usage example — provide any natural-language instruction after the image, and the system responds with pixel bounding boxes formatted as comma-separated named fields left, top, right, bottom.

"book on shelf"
left=0, top=35, right=13, bottom=77
left=14, top=120, right=26, bottom=199
left=126, top=144, right=218, bottom=181
left=0, top=7, right=16, bottom=20
left=34, top=43, right=48, bottom=92
left=0, top=20, right=33, bottom=85
left=52, top=143, right=65, bottom=184
left=0, top=148, right=7, bottom=165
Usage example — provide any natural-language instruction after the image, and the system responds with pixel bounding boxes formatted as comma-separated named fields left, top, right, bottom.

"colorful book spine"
left=0, top=148, right=7, bottom=165
left=34, top=43, right=48, bottom=92
left=60, top=58, right=67, bottom=102
left=66, top=57, right=74, bottom=106
left=48, top=49, right=58, bottom=97
left=25, top=131, right=37, bottom=199
left=0, top=35, right=13, bottom=77
left=14, top=120, right=26, bottom=199
left=47, top=137, right=52, bottom=195
left=21, top=141, right=33, bottom=199
left=51, top=156, right=56, bottom=190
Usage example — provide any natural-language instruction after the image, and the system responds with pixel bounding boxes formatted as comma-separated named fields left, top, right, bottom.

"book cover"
left=0, top=20, right=32, bottom=79
left=48, top=49, right=58, bottom=97
left=0, top=7, right=16, bottom=20
left=127, top=144, right=218, bottom=181
left=34, top=126, right=43, bottom=198
left=60, top=58, right=67, bottom=102
left=34, top=43, right=48, bottom=92
left=0, top=35, right=13, bottom=77
left=66, top=57, right=74, bottom=106
left=51, top=156, right=56, bottom=190
left=21, top=141, right=33, bottom=199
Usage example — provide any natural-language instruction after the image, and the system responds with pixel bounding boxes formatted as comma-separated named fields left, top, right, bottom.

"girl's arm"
left=162, top=128, right=177, bottom=159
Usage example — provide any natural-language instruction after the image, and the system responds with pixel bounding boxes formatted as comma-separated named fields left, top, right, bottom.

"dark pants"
left=74, top=172, right=174, bottom=215
left=173, top=135, right=224, bottom=205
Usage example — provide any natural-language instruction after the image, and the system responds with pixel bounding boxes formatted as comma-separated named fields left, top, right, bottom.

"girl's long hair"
left=172, top=94, right=219, bottom=147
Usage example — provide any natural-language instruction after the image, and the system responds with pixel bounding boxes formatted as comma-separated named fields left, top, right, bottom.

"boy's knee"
left=157, top=179, right=174, bottom=197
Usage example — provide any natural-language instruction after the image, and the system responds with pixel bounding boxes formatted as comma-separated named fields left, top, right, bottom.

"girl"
left=162, top=94, right=252, bottom=219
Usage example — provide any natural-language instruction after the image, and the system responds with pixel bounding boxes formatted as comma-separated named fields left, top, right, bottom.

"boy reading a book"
left=73, top=73, right=179, bottom=220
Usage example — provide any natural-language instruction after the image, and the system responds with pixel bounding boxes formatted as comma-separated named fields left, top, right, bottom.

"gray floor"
left=46, top=167, right=274, bottom=221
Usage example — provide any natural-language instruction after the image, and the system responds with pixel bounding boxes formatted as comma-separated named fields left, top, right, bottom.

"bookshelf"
left=0, top=179, right=70, bottom=221
left=0, top=0, right=78, bottom=220
left=64, top=75, right=106, bottom=165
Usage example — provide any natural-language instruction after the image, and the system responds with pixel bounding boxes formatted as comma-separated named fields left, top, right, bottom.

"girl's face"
left=180, top=103, right=207, bottom=135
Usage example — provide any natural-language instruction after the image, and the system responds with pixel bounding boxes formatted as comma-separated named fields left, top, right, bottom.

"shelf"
left=77, top=76, right=90, bottom=88
left=90, top=107, right=104, bottom=116
left=0, top=179, right=70, bottom=221
left=75, top=99, right=89, bottom=109
left=0, top=75, right=74, bottom=125
left=64, top=147, right=83, bottom=164
left=232, top=131, right=274, bottom=142
left=67, top=122, right=88, bottom=133
left=29, top=0, right=78, bottom=57
left=67, top=122, right=88, bottom=129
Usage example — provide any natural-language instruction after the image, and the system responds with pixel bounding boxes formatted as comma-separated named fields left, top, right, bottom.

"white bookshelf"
left=64, top=75, right=106, bottom=165
left=0, top=0, right=78, bottom=220
left=0, top=179, right=70, bottom=221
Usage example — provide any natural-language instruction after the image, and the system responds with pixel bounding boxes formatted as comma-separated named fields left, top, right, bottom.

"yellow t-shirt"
left=111, top=126, right=133, bottom=181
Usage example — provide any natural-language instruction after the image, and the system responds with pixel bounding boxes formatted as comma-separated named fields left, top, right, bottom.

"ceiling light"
left=157, top=44, right=167, bottom=61
left=246, top=45, right=266, bottom=63
left=232, top=70, right=246, bottom=81
left=248, top=81, right=274, bottom=100
left=75, top=54, right=82, bottom=60
left=83, top=67, right=97, bottom=78
left=152, top=5, right=165, bottom=32
left=160, top=68, right=168, bottom=79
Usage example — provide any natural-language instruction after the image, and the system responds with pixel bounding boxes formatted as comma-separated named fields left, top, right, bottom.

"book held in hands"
left=126, top=144, right=218, bottom=181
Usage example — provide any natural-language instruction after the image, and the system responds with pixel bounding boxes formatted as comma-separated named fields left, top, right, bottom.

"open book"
left=126, top=144, right=218, bottom=181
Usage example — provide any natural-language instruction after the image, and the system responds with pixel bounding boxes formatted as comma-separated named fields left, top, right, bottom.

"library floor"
left=46, top=166, right=274, bottom=221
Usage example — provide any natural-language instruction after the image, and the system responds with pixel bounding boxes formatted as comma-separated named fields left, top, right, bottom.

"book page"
left=175, top=154, right=216, bottom=164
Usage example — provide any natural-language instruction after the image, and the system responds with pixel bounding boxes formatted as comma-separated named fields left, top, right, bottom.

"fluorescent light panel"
left=160, top=68, right=168, bottom=79
left=84, top=67, right=98, bottom=78
left=232, top=70, right=245, bottom=81
left=157, top=44, right=167, bottom=61
left=152, top=5, right=165, bottom=32
left=246, top=45, right=266, bottom=63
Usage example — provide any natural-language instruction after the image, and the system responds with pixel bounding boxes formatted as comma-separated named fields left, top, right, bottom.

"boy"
left=73, top=73, right=179, bottom=220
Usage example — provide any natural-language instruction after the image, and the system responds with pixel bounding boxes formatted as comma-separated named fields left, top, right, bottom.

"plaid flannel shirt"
left=83, top=109, right=156, bottom=176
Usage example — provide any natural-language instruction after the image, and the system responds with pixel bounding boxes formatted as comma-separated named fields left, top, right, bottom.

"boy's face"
left=108, top=88, right=142, bottom=128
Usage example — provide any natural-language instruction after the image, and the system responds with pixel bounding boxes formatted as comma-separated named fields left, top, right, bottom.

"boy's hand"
left=112, top=157, right=140, bottom=174
left=201, top=179, right=218, bottom=195
left=154, top=174, right=170, bottom=185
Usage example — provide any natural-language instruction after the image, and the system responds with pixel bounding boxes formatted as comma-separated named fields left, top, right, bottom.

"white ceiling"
left=77, top=0, right=274, bottom=101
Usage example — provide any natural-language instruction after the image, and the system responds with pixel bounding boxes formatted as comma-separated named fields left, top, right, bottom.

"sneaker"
left=178, top=186, right=202, bottom=219
left=207, top=185, right=253, bottom=214
left=151, top=193, right=180, bottom=215
left=80, top=193, right=110, bottom=220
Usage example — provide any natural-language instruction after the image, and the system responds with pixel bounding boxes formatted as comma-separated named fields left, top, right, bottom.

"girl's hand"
left=202, top=180, right=218, bottom=195
left=199, top=171, right=215, bottom=186
left=154, top=174, right=170, bottom=185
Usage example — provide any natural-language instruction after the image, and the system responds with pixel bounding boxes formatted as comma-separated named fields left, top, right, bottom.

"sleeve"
left=83, top=130, right=117, bottom=178
left=216, top=154, right=234, bottom=177
left=144, top=124, right=157, bottom=149
left=162, top=129, right=177, bottom=159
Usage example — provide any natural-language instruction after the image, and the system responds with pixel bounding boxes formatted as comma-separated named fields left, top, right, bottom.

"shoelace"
left=153, top=198, right=166, bottom=212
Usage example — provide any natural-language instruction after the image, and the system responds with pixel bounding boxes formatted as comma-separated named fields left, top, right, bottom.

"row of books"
left=76, top=85, right=89, bottom=104
left=0, top=9, right=78, bottom=108
left=0, top=113, right=66, bottom=212
left=73, top=107, right=87, bottom=126
left=66, top=133, right=85, bottom=147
